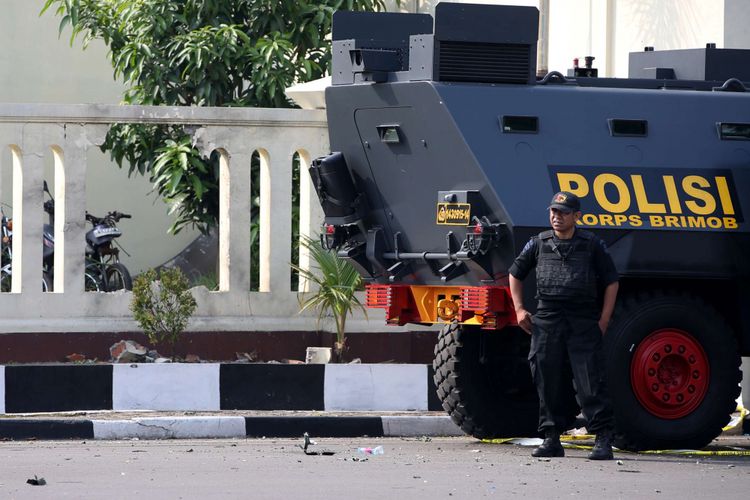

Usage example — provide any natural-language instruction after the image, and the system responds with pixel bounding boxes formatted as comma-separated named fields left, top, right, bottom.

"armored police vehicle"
left=310, top=3, right=749, bottom=450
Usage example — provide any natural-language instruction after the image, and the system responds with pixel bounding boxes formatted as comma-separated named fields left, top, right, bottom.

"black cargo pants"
left=529, top=308, right=614, bottom=435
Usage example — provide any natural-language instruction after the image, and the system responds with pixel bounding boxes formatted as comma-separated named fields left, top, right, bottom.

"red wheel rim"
left=630, top=329, right=709, bottom=419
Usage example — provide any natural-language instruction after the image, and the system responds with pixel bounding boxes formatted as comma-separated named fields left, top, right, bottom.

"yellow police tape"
left=482, top=405, right=750, bottom=456
left=722, top=405, right=749, bottom=431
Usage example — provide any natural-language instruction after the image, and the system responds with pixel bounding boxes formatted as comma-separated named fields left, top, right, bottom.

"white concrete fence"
left=0, top=104, right=388, bottom=334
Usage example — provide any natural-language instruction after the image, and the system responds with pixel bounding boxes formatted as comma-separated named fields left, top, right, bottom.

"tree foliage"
left=42, top=0, right=388, bottom=234
left=130, top=267, right=197, bottom=353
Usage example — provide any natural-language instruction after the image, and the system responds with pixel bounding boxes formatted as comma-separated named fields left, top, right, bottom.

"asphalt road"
left=1, top=436, right=748, bottom=499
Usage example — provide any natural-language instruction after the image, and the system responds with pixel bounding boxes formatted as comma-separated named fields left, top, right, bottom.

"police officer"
left=509, top=191, right=619, bottom=460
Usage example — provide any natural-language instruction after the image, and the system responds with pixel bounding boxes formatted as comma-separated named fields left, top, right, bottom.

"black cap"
left=548, top=191, right=580, bottom=213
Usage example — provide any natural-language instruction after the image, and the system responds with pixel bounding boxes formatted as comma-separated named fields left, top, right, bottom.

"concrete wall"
left=0, top=1, right=199, bottom=274
left=0, top=103, right=399, bottom=335
left=725, top=0, right=750, bottom=48
left=0, top=2, right=123, bottom=105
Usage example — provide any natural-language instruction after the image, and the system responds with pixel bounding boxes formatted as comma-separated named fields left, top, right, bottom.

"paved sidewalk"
left=0, top=410, right=464, bottom=441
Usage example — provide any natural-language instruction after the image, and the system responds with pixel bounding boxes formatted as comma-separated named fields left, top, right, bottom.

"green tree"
left=292, top=236, right=364, bottom=362
left=130, top=267, right=197, bottom=357
left=42, top=0, right=388, bottom=235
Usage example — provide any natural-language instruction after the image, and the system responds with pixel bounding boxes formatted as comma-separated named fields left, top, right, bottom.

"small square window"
left=608, top=119, right=648, bottom=137
left=376, top=125, right=401, bottom=144
left=501, top=116, right=538, bottom=134
left=717, top=122, right=750, bottom=141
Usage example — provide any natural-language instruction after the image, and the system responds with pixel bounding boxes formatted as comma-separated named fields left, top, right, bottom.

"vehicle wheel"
left=433, top=323, right=542, bottom=439
left=0, top=269, right=11, bottom=292
left=605, top=291, right=741, bottom=451
left=105, top=263, right=132, bottom=291
left=85, top=271, right=101, bottom=292
left=42, top=272, right=52, bottom=292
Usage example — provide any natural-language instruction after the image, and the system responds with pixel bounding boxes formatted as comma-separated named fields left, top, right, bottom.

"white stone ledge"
left=92, top=416, right=247, bottom=440
left=0, top=315, right=416, bottom=334
left=381, top=416, right=463, bottom=437
left=112, top=363, right=221, bottom=411
left=0, top=103, right=327, bottom=127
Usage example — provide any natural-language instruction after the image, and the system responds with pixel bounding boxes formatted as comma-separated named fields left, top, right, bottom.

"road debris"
left=26, top=476, right=46, bottom=486
left=297, top=432, right=335, bottom=456
left=357, top=446, right=384, bottom=456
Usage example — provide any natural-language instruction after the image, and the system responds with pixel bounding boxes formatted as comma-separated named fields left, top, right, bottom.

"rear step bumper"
left=366, top=284, right=516, bottom=330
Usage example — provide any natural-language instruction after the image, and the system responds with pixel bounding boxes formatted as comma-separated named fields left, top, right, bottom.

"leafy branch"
left=41, top=0, right=389, bottom=234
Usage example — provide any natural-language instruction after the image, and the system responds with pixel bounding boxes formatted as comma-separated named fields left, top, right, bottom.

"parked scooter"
left=43, top=182, right=134, bottom=291
left=85, top=209, right=133, bottom=291
left=42, top=185, right=55, bottom=289
left=0, top=202, right=52, bottom=292
left=0, top=183, right=133, bottom=292
left=43, top=182, right=133, bottom=292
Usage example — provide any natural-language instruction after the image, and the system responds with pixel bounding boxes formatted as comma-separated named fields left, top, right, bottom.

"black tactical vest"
left=535, top=229, right=598, bottom=301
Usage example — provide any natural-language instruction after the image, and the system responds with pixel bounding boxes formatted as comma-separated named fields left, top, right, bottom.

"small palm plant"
left=292, top=236, right=364, bottom=362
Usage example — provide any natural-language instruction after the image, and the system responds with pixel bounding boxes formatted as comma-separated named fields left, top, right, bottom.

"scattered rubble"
left=235, top=351, right=258, bottom=363
left=109, top=341, right=169, bottom=363
left=110, top=340, right=149, bottom=363
left=65, top=353, right=88, bottom=363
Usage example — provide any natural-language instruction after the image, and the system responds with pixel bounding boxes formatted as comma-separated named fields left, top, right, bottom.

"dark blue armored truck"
left=310, top=3, right=750, bottom=450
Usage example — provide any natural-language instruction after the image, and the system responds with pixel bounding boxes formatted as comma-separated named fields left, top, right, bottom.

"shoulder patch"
left=521, top=238, right=537, bottom=254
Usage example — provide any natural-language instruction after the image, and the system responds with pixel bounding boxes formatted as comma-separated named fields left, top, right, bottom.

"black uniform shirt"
left=509, top=229, right=619, bottom=324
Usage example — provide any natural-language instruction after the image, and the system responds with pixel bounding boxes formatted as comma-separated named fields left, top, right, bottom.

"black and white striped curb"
left=0, top=363, right=464, bottom=440
left=0, top=414, right=463, bottom=440
left=0, top=363, right=443, bottom=414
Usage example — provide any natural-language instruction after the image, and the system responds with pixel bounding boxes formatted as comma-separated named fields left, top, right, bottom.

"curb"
left=0, top=415, right=464, bottom=441
left=1, top=363, right=443, bottom=414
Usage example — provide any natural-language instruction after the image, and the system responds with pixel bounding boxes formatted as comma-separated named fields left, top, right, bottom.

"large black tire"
left=105, top=263, right=133, bottom=291
left=605, top=291, right=742, bottom=451
left=433, top=323, right=541, bottom=439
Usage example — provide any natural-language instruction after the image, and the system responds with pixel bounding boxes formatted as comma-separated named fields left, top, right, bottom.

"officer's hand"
left=598, top=318, right=609, bottom=335
left=516, top=309, right=533, bottom=335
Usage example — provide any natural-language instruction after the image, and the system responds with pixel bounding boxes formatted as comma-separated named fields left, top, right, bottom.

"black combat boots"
left=587, top=431, right=614, bottom=460
left=532, top=431, right=564, bottom=457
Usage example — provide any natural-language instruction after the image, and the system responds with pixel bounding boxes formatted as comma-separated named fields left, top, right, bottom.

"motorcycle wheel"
left=85, top=271, right=101, bottom=292
left=106, top=263, right=132, bottom=291
left=0, top=269, right=11, bottom=292
left=42, top=272, right=52, bottom=292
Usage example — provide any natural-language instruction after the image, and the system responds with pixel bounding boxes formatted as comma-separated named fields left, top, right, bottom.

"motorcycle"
left=85, top=210, right=133, bottom=291
left=1, top=203, right=52, bottom=292
left=42, top=182, right=133, bottom=292
left=0, top=183, right=133, bottom=293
